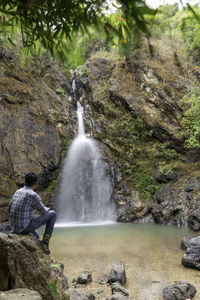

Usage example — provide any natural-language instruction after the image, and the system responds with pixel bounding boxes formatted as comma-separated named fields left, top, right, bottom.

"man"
left=9, top=172, right=56, bottom=255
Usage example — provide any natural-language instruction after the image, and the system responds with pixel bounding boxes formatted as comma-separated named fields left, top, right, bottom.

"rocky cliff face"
left=0, top=48, right=76, bottom=222
left=1, top=41, right=200, bottom=226
left=74, top=42, right=200, bottom=226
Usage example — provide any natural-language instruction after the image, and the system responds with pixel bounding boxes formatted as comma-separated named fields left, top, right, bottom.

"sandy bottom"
left=47, top=223, right=200, bottom=300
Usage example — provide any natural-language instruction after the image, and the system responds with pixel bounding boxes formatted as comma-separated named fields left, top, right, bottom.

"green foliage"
left=56, top=87, right=65, bottom=95
left=50, top=263, right=62, bottom=272
left=63, top=136, right=70, bottom=152
left=46, top=180, right=56, bottom=194
left=64, top=28, right=108, bottom=69
left=60, top=135, right=71, bottom=159
left=180, top=91, right=200, bottom=149
left=114, top=117, right=160, bottom=200
left=177, top=6, right=200, bottom=64
left=148, top=3, right=200, bottom=64
left=152, top=141, right=179, bottom=161
left=124, top=160, right=160, bottom=200
left=49, top=280, right=58, bottom=299
left=148, top=3, right=179, bottom=38
left=0, top=0, right=155, bottom=61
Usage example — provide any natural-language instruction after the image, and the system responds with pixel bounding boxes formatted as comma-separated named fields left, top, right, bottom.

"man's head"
left=25, top=172, right=38, bottom=187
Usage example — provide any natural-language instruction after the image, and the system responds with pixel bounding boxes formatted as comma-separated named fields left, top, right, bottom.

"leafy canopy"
left=0, top=0, right=155, bottom=58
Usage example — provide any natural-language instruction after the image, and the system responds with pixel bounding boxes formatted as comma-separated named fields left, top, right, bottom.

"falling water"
left=56, top=81, right=114, bottom=224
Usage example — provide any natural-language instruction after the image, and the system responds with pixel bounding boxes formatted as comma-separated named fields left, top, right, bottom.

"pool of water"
left=48, top=223, right=200, bottom=300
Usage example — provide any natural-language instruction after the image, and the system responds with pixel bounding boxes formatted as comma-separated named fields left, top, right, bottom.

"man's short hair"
left=25, top=173, right=38, bottom=187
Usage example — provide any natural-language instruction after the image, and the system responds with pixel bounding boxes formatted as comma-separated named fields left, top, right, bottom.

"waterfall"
left=56, top=80, right=115, bottom=225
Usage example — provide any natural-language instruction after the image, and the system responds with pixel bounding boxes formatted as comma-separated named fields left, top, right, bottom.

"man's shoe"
left=39, top=240, right=50, bottom=255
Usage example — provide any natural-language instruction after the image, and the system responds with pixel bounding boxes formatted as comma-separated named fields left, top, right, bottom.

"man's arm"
left=32, top=193, right=49, bottom=214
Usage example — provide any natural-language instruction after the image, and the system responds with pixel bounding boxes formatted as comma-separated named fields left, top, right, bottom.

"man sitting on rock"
left=8, top=172, right=56, bottom=255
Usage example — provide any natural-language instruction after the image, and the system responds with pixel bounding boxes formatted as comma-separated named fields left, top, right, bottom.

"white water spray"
left=56, top=81, right=115, bottom=224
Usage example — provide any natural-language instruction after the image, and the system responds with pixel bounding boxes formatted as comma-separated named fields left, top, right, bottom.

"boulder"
left=182, top=236, right=200, bottom=269
left=113, top=184, right=149, bottom=222
left=151, top=181, right=194, bottom=226
left=154, top=170, right=180, bottom=183
left=77, top=271, right=93, bottom=284
left=185, top=177, right=200, bottom=192
left=0, top=222, right=10, bottom=233
left=187, top=210, right=200, bottom=231
left=0, top=233, right=69, bottom=300
left=163, top=281, right=196, bottom=300
left=181, top=237, right=191, bottom=250
left=0, top=288, right=42, bottom=300
left=107, top=262, right=126, bottom=286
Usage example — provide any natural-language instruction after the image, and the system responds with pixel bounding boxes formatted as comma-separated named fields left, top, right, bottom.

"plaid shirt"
left=9, top=186, right=48, bottom=233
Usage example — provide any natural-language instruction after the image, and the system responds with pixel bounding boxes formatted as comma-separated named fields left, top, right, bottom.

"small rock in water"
left=77, top=271, right=93, bottom=284
left=84, top=292, right=95, bottom=300
left=181, top=237, right=191, bottom=250
left=107, top=262, right=126, bottom=286
left=68, top=289, right=95, bottom=300
left=163, top=281, right=196, bottom=300
left=111, top=283, right=129, bottom=297
left=109, top=292, right=130, bottom=300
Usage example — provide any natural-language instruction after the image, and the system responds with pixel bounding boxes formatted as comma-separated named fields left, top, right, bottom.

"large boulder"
left=112, top=184, right=150, bottom=222
left=182, top=236, right=200, bottom=269
left=107, top=262, right=126, bottom=286
left=151, top=186, right=186, bottom=226
left=0, top=288, right=42, bottom=300
left=0, top=233, right=69, bottom=300
left=187, top=209, right=200, bottom=231
left=151, top=176, right=200, bottom=226
left=163, top=281, right=196, bottom=300
left=181, top=237, right=191, bottom=250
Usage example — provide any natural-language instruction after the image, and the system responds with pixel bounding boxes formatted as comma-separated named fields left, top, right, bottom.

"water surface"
left=50, top=223, right=200, bottom=300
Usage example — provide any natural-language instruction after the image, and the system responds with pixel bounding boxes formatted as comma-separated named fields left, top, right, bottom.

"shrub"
left=180, top=93, right=200, bottom=149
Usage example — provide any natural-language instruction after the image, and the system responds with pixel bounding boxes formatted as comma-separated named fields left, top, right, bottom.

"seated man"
left=8, top=172, right=56, bottom=255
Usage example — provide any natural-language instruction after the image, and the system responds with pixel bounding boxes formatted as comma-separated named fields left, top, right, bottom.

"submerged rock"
left=182, top=236, right=200, bottom=269
left=68, top=289, right=95, bottom=300
left=0, top=288, right=42, bottom=300
left=111, top=282, right=129, bottom=297
left=109, top=293, right=130, bottom=300
left=77, top=271, right=93, bottom=284
left=163, top=281, right=196, bottom=300
left=0, top=233, right=69, bottom=300
left=107, top=262, right=126, bottom=286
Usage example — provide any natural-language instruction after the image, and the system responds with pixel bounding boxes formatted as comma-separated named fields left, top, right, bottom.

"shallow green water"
left=48, top=223, right=200, bottom=300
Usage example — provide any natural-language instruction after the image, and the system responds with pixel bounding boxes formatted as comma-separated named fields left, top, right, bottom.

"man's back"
left=9, top=186, right=47, bottom=233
